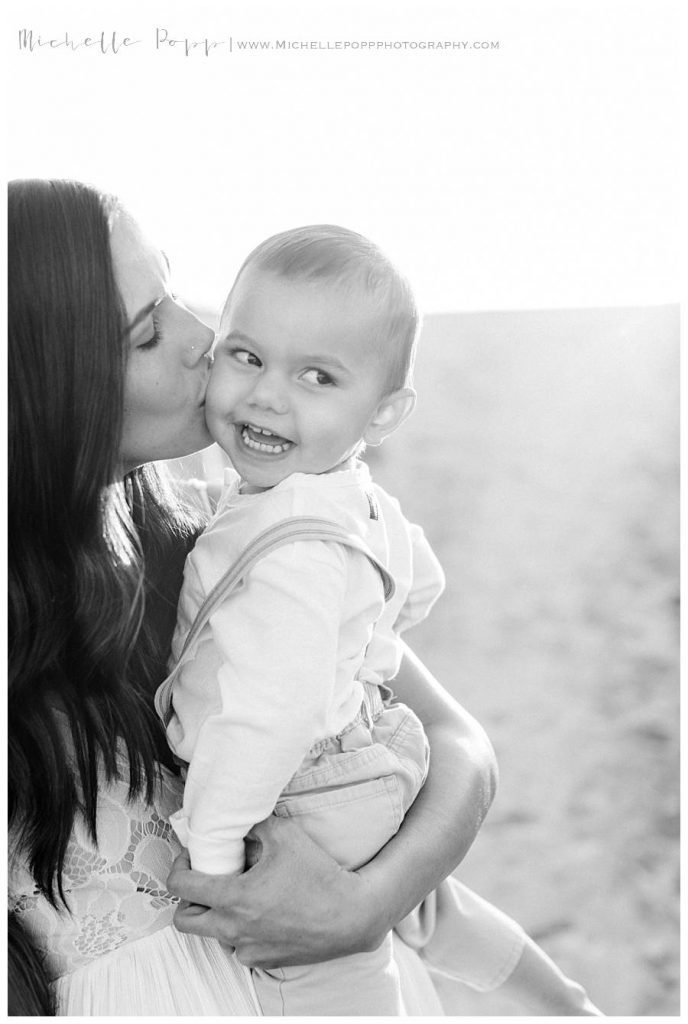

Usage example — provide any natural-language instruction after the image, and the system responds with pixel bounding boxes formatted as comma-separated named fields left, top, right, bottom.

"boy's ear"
left=364, top=387, right=416, bottom=446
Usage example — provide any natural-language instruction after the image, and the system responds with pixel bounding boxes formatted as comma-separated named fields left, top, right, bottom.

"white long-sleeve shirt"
left=164, top=462, right=445, bottom=874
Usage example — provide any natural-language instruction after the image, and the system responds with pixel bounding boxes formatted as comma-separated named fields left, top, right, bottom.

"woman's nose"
left=182, top=311, right=215, bottom=368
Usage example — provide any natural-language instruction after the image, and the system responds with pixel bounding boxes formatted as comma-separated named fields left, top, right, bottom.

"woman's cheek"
left=137, top=362, right=176, bottom=414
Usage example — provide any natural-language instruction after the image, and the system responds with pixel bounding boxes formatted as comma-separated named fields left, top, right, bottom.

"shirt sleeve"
left=171, top=539, right=349, bottom=875
left=393, top=521, right=446, bottom=635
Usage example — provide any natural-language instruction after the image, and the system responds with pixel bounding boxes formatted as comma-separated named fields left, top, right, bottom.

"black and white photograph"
left=6, top=0, right=680, bottom=1016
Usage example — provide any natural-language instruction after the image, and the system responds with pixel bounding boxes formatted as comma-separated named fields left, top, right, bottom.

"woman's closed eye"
left=135, top=293, right=182, bottom=351
left=300, top=368, right=336, bottom=387
left=137, top=315, right=162, bottom=350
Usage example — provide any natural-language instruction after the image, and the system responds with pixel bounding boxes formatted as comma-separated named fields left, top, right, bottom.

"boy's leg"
left=499, top=935, right=602, bottom=1015
left=255, top=694, right=427, bottom=1014
left=399, top=876, right=602, bottom=1015
left=252, top=934, right=404, bottom=1016
left=397, top=876, right=525, bottom=991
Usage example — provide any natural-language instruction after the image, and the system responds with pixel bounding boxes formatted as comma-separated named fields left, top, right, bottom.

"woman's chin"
left=181, top=421, right=215, bottom=457
left=179, top=436, right=215, bottom=459
left=119, top=419, right=215, bottom=473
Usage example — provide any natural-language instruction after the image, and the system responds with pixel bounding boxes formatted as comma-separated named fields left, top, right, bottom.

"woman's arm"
left=356, top=641, right=498, bottom=936
left=167, top=643, right=497, bottom=968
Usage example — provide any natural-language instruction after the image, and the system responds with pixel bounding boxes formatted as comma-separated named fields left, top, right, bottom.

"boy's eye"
left=301, top=368, right=335, bottom=387
left=231, top=348, right=261, bottom=367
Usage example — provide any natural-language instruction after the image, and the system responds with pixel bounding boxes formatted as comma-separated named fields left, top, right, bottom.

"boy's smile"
left=239, top=422, right=293, bottom=454
left=205, top=269, right=394, bottom=490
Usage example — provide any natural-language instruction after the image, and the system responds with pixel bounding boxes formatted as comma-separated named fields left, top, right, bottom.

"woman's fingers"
left=172, top=894, right=242, bottom=948
left=173, top=901, right=215, bottom=934
left=166, top=818, right=372, bottom=966
left=167, top=850, right=250, bottom=948
left=167, top=851, right=237, bottom=917
left=245, top=814, right=336, bottom=872
left=166, top=850, right=213, bottom=906
left=245, top=812, right=296, bottom=848
left=168, top=848, right=191, bottom=875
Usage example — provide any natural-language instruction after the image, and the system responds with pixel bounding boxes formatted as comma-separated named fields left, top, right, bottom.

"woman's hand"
left=168, top=816, right=386, bottom=968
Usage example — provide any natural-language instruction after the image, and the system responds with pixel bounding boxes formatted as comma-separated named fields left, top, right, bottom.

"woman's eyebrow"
left=127, top=296, right=164, bottom=333
left=125, top=252, right=172, bottom=332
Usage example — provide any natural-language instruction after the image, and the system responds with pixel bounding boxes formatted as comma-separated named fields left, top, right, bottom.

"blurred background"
left=6, top=0, right=680, bottom=1014
left=370, top=304, right=680, bottom=1015
left=6, top=0, right=680, bottom=315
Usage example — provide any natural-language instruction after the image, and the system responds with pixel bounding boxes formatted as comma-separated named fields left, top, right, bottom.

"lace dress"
left=8, top=756, right=260, bottom=1016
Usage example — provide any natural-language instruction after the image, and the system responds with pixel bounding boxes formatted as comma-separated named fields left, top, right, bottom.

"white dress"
left=8, top=754, right=260, bottom=1016
left=8, top=749, right=447, bottom=1016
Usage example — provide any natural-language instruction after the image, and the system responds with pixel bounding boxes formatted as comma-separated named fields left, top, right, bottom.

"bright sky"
left=5, top=0, right=680, bottom=314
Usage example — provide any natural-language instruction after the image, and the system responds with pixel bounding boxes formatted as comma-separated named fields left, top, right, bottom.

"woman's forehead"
left=110, top=212, right=168, bottom=309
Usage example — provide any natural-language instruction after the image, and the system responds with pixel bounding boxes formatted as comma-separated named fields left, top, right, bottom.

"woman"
left=8, top=178, right=498, bottom=1014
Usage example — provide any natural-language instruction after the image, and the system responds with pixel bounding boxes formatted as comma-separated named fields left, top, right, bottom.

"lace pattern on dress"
left=8, top=762, right=186, bottom=982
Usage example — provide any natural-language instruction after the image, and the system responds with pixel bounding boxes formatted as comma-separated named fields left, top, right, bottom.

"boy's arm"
left=168, top=642, right=497, bottom=966
left=394, top=521, right=446, bottom=634
left=172, top=540, right=349, bottom=875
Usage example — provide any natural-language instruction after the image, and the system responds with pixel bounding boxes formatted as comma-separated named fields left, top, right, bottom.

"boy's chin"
left=238, top=463, right=291, bottom=491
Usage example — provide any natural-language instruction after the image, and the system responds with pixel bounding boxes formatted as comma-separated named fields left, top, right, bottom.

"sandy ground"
left=366, top=305, right=679, bottom=1016
left=184, top=303, right=679, bottom=1016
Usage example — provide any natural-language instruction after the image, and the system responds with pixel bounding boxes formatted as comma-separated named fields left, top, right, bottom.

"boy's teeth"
left=241, top=424, right=292, bottom=453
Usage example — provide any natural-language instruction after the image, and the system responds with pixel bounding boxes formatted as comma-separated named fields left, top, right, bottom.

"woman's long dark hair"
left=8, top=913, right=56, bottom=1015
left=8, top=179, right=203, bottom=906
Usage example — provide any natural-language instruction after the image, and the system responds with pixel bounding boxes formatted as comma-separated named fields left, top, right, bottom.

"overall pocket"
left=274, top=744, right=406, bottom=871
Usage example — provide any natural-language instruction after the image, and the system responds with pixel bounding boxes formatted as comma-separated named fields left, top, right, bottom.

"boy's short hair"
left=231, top=225, right=420, bottom=392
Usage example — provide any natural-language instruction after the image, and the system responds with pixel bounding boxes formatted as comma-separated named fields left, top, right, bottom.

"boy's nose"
left=249, top=374, right=289, bottom=415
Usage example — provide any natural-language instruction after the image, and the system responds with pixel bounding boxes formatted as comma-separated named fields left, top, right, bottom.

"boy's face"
left=206, top=269, right=392, bottom=490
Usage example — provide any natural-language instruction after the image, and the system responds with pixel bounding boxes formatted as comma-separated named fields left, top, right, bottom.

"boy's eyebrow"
left=301, top=353, right=352, bottom=374
left=222, top=331, right=352, bottom=374
left=223, top=330, right=256, bottom=345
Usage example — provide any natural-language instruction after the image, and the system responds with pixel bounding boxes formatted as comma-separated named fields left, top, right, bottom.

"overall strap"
left=155, top=516, right=395, bottom=725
